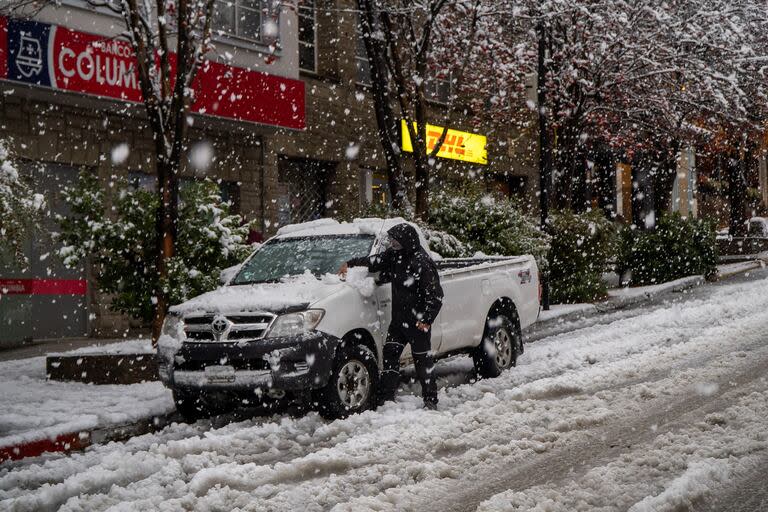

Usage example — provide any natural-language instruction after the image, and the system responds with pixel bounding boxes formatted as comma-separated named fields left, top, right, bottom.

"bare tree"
left=356, top=0, right=483, bottom=219
left=110, top=0, right=218, bottom=343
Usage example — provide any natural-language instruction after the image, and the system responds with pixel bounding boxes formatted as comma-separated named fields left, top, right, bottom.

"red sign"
left=0, top=279, right=87, bottom=296
left=0, top=16, right=305, bottom=130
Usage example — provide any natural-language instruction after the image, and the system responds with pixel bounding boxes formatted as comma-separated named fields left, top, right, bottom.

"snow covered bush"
left=56, top=171, right=253, bottom=322
left=344, top=202, right=471, bottom=257
left=429, top=192, right=550, bottom=269
left=617, top=213, right=717, bottom=286
left=548, top=210, right=618, bottom=303
left=0, top=141, right=45, bottom=267
left=420, top=226, right=472, bottom=258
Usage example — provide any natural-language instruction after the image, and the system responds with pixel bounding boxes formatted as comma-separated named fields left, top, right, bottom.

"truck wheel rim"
left=336, top=360, right=370, bottom=409
left=495, top=329, right=513, bottom=368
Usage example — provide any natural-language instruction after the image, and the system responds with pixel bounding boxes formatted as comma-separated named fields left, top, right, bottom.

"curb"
left=0, top=413, right=178, bottom=464
left=525, top=276, right=706, bottom=341
left=716, top=259, right=766, bottom=281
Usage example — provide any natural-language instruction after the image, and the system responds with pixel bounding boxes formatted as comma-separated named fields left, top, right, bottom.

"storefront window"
left=298, top=0, right=317, bottom=72
left=372, top=171, right=390, bottom=207
left=425, top=75, right=451, bottom=104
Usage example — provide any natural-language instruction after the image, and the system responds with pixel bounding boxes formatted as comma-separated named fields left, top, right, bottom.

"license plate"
left=204, top=365, right=236, bottom=383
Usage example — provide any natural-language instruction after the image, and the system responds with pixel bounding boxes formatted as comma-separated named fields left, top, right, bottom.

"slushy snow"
left=1, top=275, right=767, bottom=512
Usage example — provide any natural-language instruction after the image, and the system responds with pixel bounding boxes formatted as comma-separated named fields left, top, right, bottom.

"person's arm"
left=347, top=249, right=393, bottom=273
left=340, top=249, right=394, bottom=279
left=415, top=260, right=444, bottom=328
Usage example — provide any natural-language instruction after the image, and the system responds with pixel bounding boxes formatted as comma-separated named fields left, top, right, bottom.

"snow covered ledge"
left=46, top=339, right=158, bottom=385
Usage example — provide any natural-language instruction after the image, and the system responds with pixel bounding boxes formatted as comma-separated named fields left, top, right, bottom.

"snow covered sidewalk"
left=1, top=264, right=763, bottom=464
left=537, top=255, right=768, bottom=329
left=0, top=340, right=174, bottom=462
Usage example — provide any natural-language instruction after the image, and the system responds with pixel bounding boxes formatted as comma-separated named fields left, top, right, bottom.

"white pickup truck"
left=157, top=218, right=540, bottom=420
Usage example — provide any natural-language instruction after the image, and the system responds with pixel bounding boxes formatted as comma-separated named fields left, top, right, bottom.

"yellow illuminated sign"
left=401, top=121, right=488, bottom=165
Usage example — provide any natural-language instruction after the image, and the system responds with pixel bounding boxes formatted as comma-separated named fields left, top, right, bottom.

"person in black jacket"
left=340, top=223, right=444, bottom=409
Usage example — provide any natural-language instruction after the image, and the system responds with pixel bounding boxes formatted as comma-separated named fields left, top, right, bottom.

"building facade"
left=0, top=0, right=538, bottom=343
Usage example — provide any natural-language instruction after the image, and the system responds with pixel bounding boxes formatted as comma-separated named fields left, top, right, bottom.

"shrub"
left=429, top=191, right=550, bottom=270
left=420, top=226, right=472, bottom=258
left=0, top=141, right=45, bottom=268
left=617, top=213, right=717, bottom=286
left=548, top=210, right=618, bottom=303
left=56, top=171, right=253, bottom=323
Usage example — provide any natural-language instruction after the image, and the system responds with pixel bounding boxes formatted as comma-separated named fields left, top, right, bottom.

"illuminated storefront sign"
left=401, top=120, right=487, bottom=165
left=0, top=16, right=305, bottom=129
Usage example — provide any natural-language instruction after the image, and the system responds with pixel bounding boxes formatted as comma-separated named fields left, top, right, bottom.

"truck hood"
left=169, top=273, right=347, bottom=317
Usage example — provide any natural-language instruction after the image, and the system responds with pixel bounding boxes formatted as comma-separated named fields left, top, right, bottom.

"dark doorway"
left=276, top=157, right=336, bottom=226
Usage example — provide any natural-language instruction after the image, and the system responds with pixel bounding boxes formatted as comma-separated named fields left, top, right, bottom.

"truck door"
left=436, top=271, right=486, bottom=353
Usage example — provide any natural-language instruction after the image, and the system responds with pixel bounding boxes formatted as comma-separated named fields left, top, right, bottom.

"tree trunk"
left=632, top=150, right=656, bottom=231
left=727, top=145, right=749, bottom=237
left=150, top=155, right=180, bottom=342
left=653, top=142, right=680, bottom=215
left=357, top=0, right=406, bottom=210
left=552, top=119, right=587, bottom=211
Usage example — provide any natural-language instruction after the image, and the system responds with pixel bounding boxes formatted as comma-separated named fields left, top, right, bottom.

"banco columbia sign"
left=0, top=16, right=306, bottom=130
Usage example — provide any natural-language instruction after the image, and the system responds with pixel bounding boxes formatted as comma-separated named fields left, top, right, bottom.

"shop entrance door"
left=276, top=157, right=336, bottom=226
left=0, top=163, right=88, bottom=345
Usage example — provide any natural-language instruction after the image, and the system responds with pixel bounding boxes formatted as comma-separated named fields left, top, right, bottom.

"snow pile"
left=48, top=339, right=154, bottom=357
left=170, top=271, right=343, bottom=315
left=0, top=350, right=174, bottom=450
left=345, top=266, right=376, bottom=298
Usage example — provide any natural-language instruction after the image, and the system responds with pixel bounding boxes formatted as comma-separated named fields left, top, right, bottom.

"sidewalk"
left=528, top=255, right=768, bottom=340
left=0, top=339, right=175, bottom=463
left=2, top=258, right=766, bottom=464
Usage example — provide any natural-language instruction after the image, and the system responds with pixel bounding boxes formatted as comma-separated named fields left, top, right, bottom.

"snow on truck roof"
left=275, top=217, right=412, bottom=239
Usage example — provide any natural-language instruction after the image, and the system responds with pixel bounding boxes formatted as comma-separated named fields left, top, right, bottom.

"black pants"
left=379, top=327, right=438, bottom=405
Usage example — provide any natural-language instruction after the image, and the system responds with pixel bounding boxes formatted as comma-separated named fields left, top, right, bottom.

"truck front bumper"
left=160, top=331, right=340, bottom=393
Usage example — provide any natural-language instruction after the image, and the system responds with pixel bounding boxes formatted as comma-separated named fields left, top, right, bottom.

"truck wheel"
left=473, top=313, right=521, bottom=379
left=315, top=343, right=379, bottom=420
left=173, top=390, right=212, bottom=423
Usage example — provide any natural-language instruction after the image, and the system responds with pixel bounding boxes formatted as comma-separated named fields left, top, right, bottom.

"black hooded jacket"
left=348, top=223, right=444, bottom=333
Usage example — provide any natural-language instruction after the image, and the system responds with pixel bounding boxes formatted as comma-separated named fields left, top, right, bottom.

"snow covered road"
left=1, top=270, right=767, bottom=511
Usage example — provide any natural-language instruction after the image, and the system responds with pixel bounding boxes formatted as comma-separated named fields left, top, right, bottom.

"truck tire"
left=315, top=342, right=379, bottom=420
left=173, top=390, right=212, bottom=423
left=473, top=313, right=521, bottom=379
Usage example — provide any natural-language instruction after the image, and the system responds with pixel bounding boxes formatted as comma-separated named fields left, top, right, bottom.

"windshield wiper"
left=230, top=278, right=281, bottom=285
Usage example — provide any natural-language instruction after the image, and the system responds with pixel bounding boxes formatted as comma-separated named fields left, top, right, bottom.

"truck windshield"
left=231, top=235, right=375, bottom=285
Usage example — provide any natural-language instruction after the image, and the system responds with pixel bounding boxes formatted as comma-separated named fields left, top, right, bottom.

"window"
left=355, top=15, right=371, bottom=85
left=298, top=0, right=317, bottom=72
left=371, top=171, right=390, bottom=207
left=425, top=75, right=451, bottom=104
left=213, top=0, right=277, bottom=43
left=129, top=172, right=157, bottom=192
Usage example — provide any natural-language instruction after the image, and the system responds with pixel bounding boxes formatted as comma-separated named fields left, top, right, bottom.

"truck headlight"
left=266, top=309, right=324, bottom=338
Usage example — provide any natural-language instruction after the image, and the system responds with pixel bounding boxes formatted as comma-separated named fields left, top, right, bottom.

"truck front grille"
left=183, top=313, right=276, bottom=342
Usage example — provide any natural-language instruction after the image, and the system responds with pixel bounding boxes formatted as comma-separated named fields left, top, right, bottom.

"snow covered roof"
left=275, top=217, right=412, bottom=239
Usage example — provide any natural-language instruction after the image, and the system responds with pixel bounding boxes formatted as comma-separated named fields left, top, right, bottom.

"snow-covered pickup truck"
left=157, top=218, right=540, bottom=420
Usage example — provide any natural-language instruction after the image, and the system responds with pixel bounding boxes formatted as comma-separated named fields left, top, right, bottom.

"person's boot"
left=423, top=400, right=438, bottom=411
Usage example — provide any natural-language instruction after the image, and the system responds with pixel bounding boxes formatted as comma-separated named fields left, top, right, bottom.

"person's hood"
left=388, top=223, right=422, bottom=253
left=169, top=272, right=345, bottom=317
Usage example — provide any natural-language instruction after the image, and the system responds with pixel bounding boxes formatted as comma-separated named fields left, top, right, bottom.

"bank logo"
left=16, top=32, right=43, bottom=78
